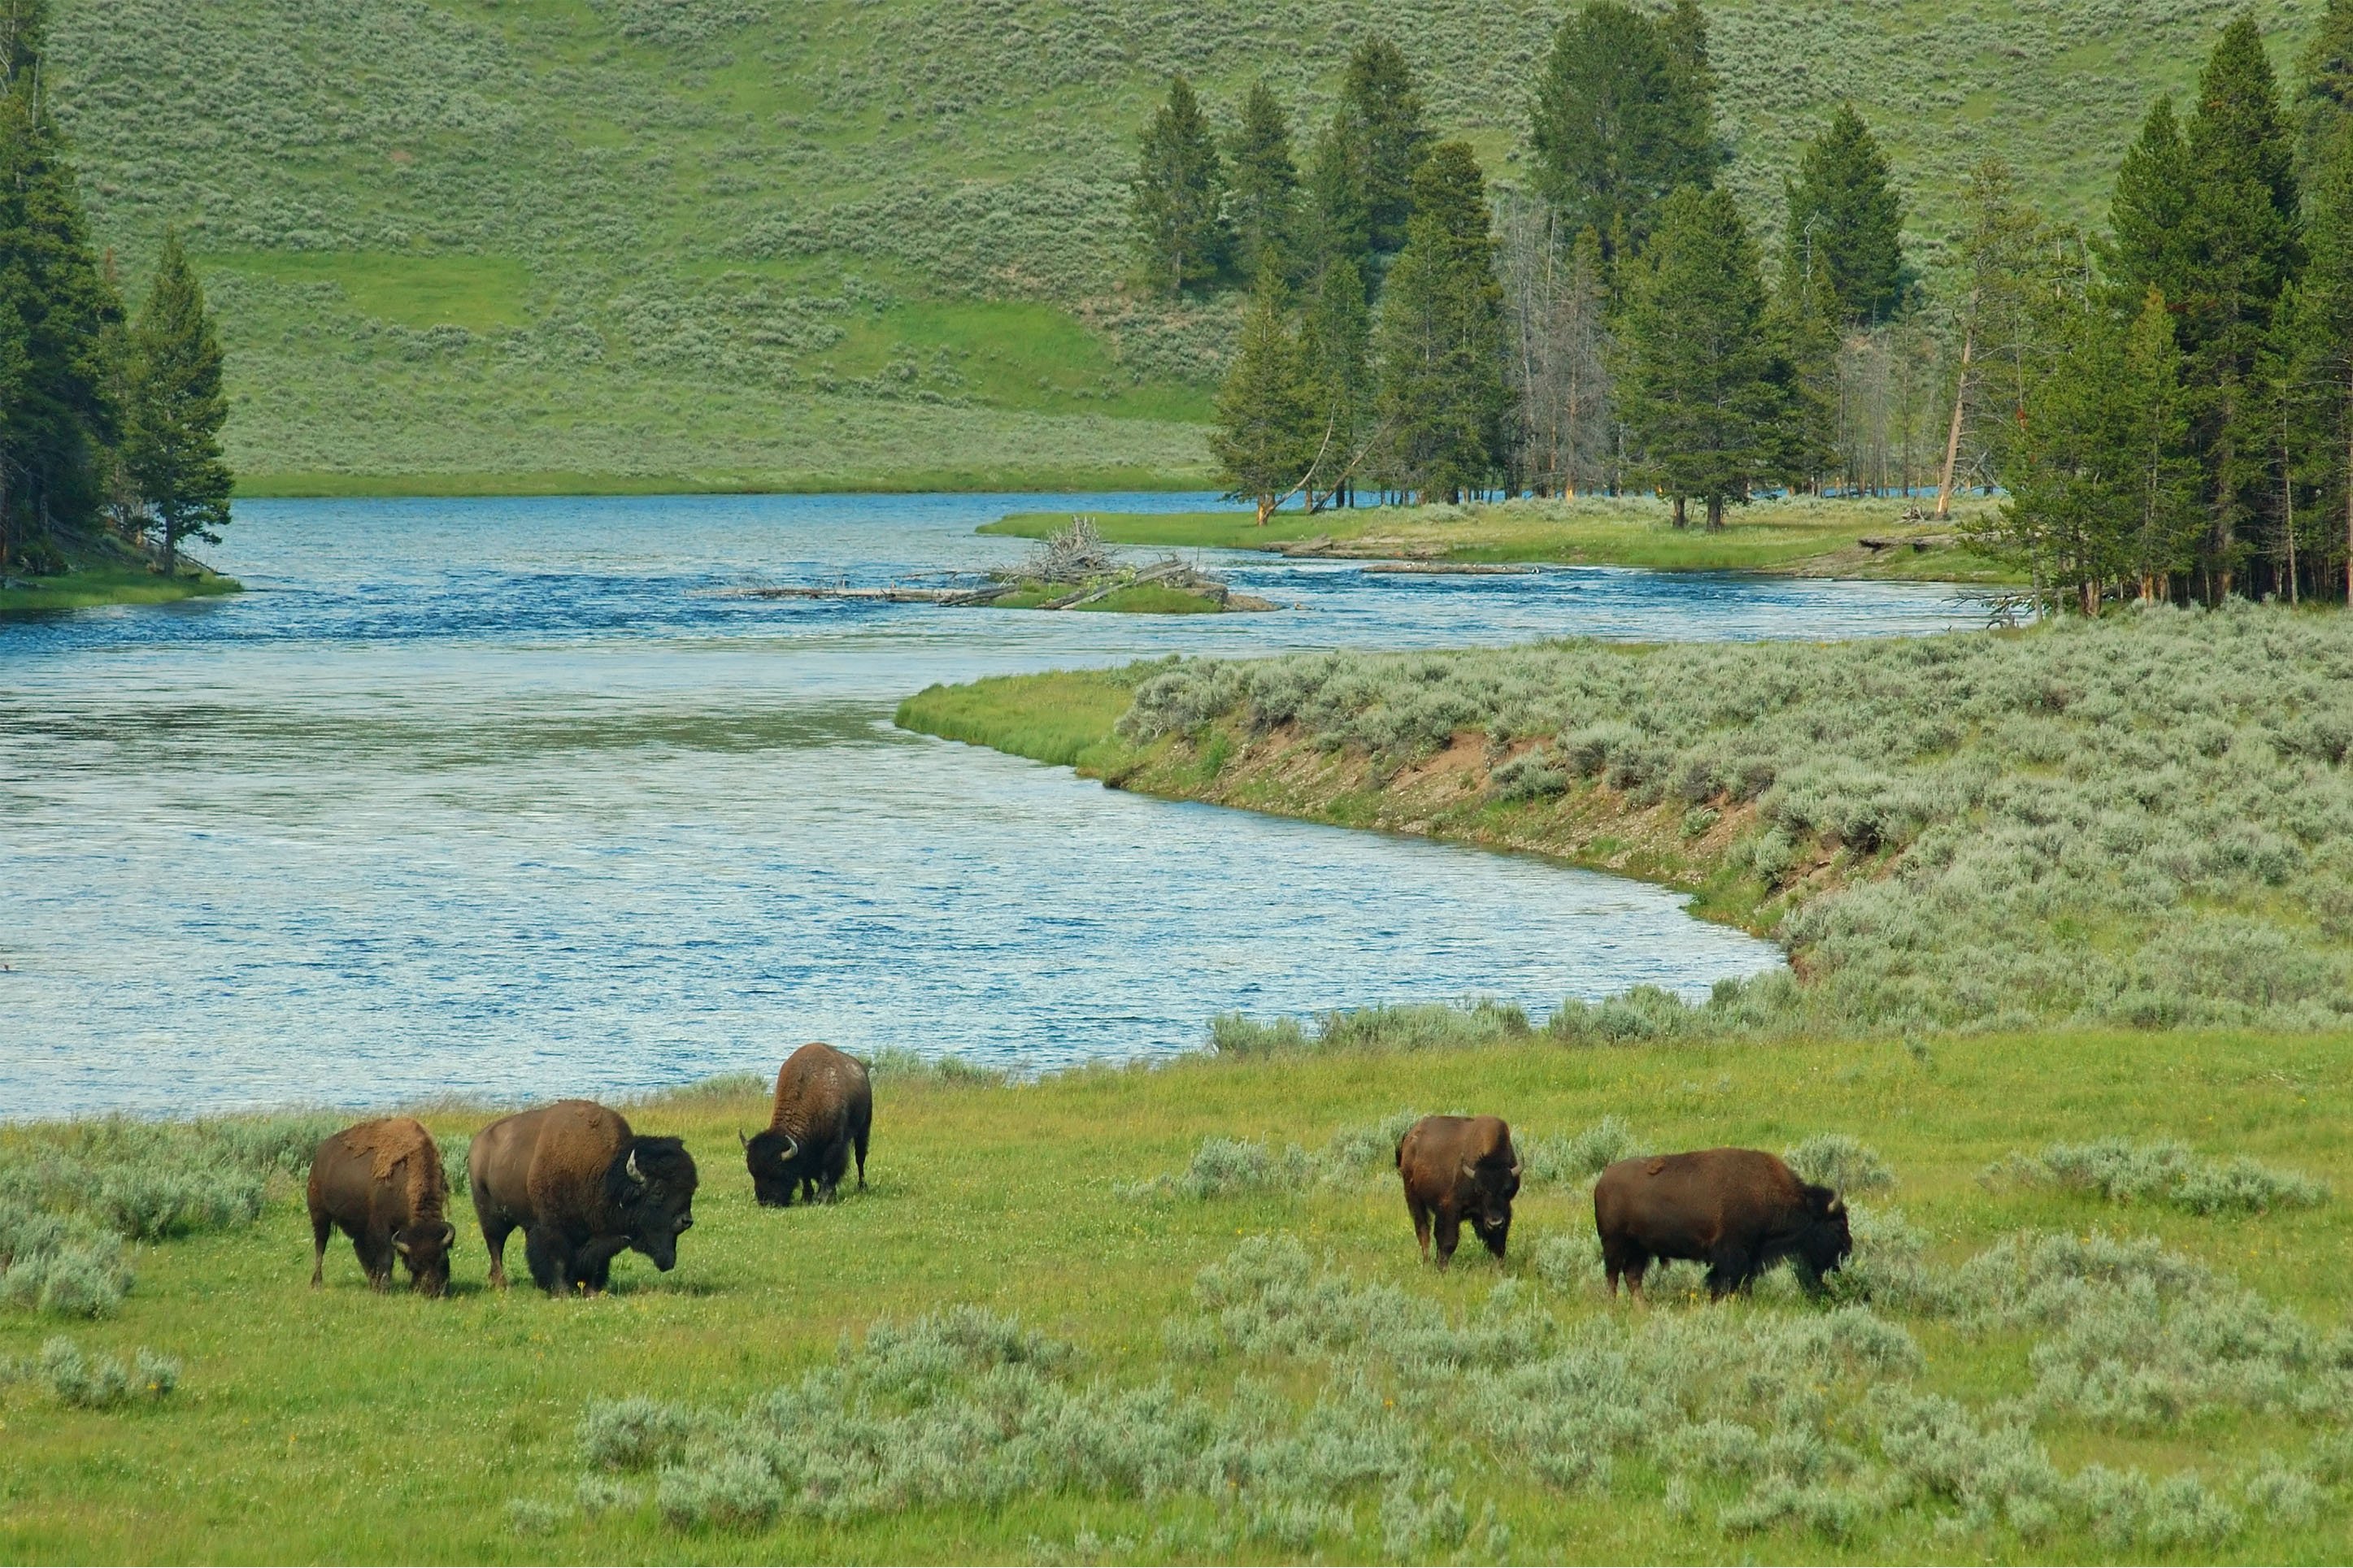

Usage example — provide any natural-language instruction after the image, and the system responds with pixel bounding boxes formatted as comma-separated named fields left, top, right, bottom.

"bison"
left=1395, top=1114, right=1520, bottom=1268
left=743, top=1042, right=872, bottom=1207
left=307, top=1116, right=456, bottom=1296
left=1593, top=1147, right=1851, bottom=1301
left=468, top=1099, right=698, bottom=1296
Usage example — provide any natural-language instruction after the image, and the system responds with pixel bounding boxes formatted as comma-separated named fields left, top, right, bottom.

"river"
left=0, top=493, right=1975, bottom=1116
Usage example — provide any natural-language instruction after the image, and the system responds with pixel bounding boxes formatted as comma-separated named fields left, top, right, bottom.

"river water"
left=1, top=493, right=1976, bottom=1116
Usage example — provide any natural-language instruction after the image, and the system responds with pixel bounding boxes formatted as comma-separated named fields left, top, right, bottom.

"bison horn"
left=777, top=1133, right=800, bottom=1163
left=626, top=1149, right=644, bottom=1185
left=1828, top=1193, right=1846, bottom=1215
left=737, top=1130, right=749, bottom=1149
left=437, top=1221, right=456, bottom=1248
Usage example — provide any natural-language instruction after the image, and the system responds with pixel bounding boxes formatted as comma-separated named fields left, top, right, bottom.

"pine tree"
left=1528, top=1, right=1717, bottom=262
left=122, top=232, right=232, bottom=572
left=1936, top=159, right=2045, bottom=515
left=1374, top=142, right=1507, bottom=504
left=2296, top=0, right=2353, bottom=179
left=2121, top=289, right=2203, bottom=597
left=1615, top=185, right=1784, bottom=529
left=2101, top=98, right=2198, bottom=314
left=1769, top=254, right=1842, bottom=495
left=1226, top=81, right=1300, bottom=289
left=1302, top=112, right=1372, bottom=284
left=1298, top=254, right=1373, bottom=508
left=1340, top=38, right=1431, bottom=257
left=1783, top=104, right=1907, bottom=325
left=2179, top=12, right=2301, bottom=597
left=1211, top=282, right=1317, bottom=527
left=1130, top=75, right=1226, bottom=296
left=2281, top=117, right=2353, bottom=601
left=1999, top=297, right=2136, bottom=612
left=0, top=27, right=124, bottom=570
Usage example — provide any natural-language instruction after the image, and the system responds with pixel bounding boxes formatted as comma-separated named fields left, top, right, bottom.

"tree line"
left=1139, top=1, right=2353, bottom=608
left=0, top=0, right=231, bottom=580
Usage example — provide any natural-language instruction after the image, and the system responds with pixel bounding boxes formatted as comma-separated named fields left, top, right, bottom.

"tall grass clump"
left=1984, top=1140, right=2327, bottom=1214
left=1121, top=607, right=2353, bottom=1035
left=0, top=1111, right=343, bottom=1314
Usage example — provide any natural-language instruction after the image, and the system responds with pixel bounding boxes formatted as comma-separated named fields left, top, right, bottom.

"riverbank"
left=898, top=606, right=2353, bottom=1038
left=235, top=465, right=1215, bottom=500
left=0, top=532, right=241, bottom=613
left=3, top=1025, right=2350, bottom=1562
left=981, top=493, right=2018, bottom=581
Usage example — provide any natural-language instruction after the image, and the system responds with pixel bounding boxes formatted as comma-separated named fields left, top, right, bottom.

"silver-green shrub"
left=1784, top=1135, right=1895, bottom=1196
left=1121, top=606, right=2353, bottom=1033
left=1985, top=1140, right=2326, bottom=1214
left=37, top=1338, right=177, bottom=1409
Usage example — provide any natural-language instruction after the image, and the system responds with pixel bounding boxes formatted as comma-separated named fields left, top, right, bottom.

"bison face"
left=392, top=1221, right=456, bottom=1298
left=605, top=1137, right=699, bottom=1272
left=742, top=1129, right=803, bottom=1208
left=1468, top=1152, right=1521, bottom=1255
left=1798, top=1188, right=1853, bottom=1281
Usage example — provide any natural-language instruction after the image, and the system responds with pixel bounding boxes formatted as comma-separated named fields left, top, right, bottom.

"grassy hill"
left=49, top=0, right=2327, bottom=493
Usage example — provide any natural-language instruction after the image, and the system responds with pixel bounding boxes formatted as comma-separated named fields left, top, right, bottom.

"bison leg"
left=309, top=1206, right=333, bottom=1288
left=1705, top=1247, right=1753, bottom=1300
left=853, top=1120, right=868, bottom=1191
left=524, top=1225, right=571, bottom=1297
left=1601, top=1238, right=1646, bottom=1298
left=1433, top=1209, right=1462, bottom=1270
left=479, top=1212, right=516, bottom=1292
left=360, top=1227, right=394, bottom=1292
left=1406, top=1193, right=1433, bottom=1262
left=821, top=1141, right=849, bottom=1203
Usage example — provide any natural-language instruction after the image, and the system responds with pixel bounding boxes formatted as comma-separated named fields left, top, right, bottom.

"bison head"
left=1794, top=1185, right=1852, bottom=1286
left=1467, top=1148, right=1523, bottom=1251
left=392, top=1220, right=456, bottom=1297
left=742, top=1128, right=803, bottom=1208
left=603, top=1136, right=698, bottom=1271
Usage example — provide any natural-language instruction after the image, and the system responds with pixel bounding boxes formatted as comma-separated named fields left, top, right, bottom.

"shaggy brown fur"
left=307, top=1117, right=454, bottom=1295
left=1593, top=1148, right=1851, bottom=1300
left=470, top=1099, right=698, bottom=1295
left=1394, top=1114, right=1520, bottom=1269
left=745, top=1042, right=872, bottom=1206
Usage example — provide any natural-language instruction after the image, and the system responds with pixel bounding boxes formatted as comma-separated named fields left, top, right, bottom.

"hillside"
left=51, top=0, right=2325, bottom=493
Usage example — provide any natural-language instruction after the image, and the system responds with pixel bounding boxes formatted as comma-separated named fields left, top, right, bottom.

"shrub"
left=38, top=1338, right=176, bottom=1409
left=1123, top=1136, right=1324, bottom=1201
left=580, top=1396, right=696, bottom=1472
left=1784, top=1135, right=1895, bottom=1196
left=656, top=1452, right=778, bottom=1530
left=505, top=1498, right=568, bottom=1536
left=1522, top=1115, right=1638, bottom=1184
left=1985, top=1140, right=2325, bottom=1215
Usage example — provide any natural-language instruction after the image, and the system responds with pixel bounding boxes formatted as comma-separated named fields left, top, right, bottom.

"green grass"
left=0, top=533, right=241, bottom=612
left=895, top=666, right=1150, bottom=767
left=985, top=495, right=2020, bottom=580
left=6, top=1027, right=2353, bottom=1561
left=46, top=0, right=2328, bottom=491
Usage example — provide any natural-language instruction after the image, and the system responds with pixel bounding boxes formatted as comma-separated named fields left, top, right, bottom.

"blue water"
left=0, top=493, right=1977, bottom=1116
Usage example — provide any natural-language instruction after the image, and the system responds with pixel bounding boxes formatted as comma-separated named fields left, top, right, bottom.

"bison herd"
left=306, top=1047, right=1850, bottom=1305
left=1394, top=1114, right=1851, bottom=1298
left=305, top=1043, right=866, bottom=1297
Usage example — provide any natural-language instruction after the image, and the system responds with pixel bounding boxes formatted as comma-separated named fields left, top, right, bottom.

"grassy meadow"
left=44, top=0, right=2333, bottom=489
left=7, top=1027, right=2353, bottom=1562
left=984, top=495, right=2016, bottom=580
left=0, top=532, right=240, bottom=614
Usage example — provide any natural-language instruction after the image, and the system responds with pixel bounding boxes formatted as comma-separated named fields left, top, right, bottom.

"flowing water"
left=1, top=493, right=1977, bottom=1116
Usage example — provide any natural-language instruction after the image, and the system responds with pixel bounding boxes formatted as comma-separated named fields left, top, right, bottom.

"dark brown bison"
left=1593, top=1147, right=1851, bottom=1300
left=307, top=1116, right=455, bottom=1296
left=743, top=1042, right=872, bottom=1207
left=1395, top=1114, right=1520, bottom=1268
left=468, top=1099, right=698, bottom=1296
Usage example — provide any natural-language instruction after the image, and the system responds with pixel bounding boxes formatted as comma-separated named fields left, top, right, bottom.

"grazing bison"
left=743, top=1042, right=872, bottom=1207
left=468, top=1099, right=698, bottom=1296
left=1593, top=1147, right=1851, bottom=1300
left=1395, top=1114, right=1520, bottom=1268
left=307, top=1116, right=455, bottom=1296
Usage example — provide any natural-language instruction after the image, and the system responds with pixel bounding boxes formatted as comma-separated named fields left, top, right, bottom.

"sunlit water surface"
left=1, top=493, right=1977, bottom=1115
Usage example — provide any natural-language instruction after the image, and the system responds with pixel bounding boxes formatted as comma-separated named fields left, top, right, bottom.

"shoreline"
left=982, top=494, right=2020, bottom=582
left=0, top=535, right=242, bottom=614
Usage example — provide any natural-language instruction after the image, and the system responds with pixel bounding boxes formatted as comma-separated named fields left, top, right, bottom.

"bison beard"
left=1593, top=1147, right=1851, bottom=1301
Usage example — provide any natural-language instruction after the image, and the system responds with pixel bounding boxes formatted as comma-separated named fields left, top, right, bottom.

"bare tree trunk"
left=1705, top=493, right=1725, bottom=532
left=1671, top=494, right=1686, bottom=528
left=1935, top=326, right=1972, bottom=519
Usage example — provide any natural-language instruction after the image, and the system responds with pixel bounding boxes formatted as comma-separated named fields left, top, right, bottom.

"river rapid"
left=1, top=493, right=1974, bottom=1116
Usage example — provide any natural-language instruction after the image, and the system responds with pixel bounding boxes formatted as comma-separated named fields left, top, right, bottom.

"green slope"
left=50, top=0, right=2323, bottom=493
